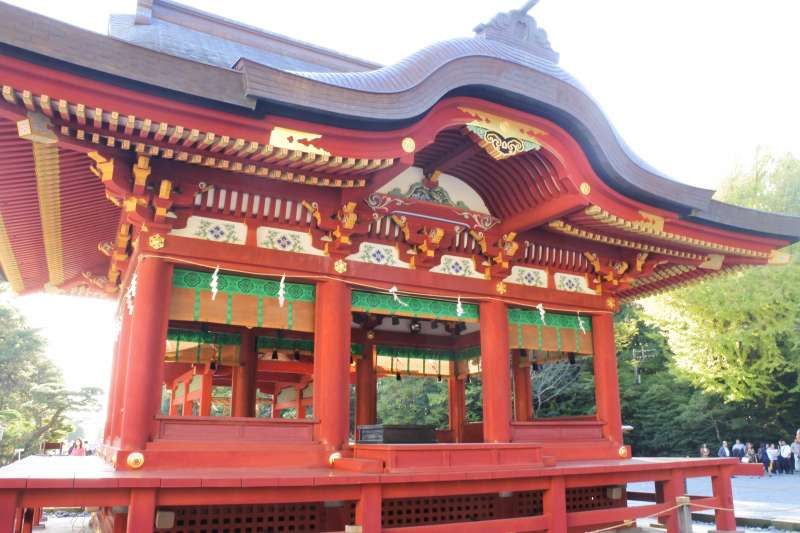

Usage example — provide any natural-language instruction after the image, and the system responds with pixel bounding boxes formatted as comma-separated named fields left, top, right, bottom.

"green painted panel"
left=351, top=290, right=478, bottom=322
left=172, top=268, right=315, bottom=302
left=507, top=307, right=591, bottom=331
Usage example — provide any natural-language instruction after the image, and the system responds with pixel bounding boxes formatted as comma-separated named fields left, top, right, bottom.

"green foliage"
left=376, top=376, right=449, bottom=428
left=617, top=302, right=800, bottom=457
left=0, top=298, right=101, bottom=463
left=643, top=151, right=800, bottom=405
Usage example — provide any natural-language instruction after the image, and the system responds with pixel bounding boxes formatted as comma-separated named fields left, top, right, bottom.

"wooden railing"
left=154, top=415, right=316, bottom=443
left=511, top=418, right=604, bottom=442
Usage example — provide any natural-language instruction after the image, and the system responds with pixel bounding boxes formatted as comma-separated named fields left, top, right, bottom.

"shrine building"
left=0, top=1, right=797, bottom=532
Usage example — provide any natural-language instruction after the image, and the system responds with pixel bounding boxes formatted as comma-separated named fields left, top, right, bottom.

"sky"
left=3, top=0, right=800, bottom=439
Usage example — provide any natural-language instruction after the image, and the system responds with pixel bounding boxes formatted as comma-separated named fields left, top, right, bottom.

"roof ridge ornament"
left=473, top=0, right=559, bottom=63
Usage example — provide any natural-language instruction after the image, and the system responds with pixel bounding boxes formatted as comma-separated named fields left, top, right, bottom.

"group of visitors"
left=700, top=431, right=800, bottom=476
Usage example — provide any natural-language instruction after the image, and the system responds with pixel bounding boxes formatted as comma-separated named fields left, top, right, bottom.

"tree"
left=376, top=376, right=449, bottom=428
left=0, top=296, right=101, bottom=463
left=642, top=152, right=800, bottom=408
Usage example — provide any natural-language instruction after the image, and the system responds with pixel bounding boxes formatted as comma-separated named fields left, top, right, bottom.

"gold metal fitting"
left=401, top=137, right=416, bottom=153
left=618, top=446, right=628, bottom=458
left=579, top=182, right=591, bottom=195
left=148, top=233, right=165, bottom=250
left=126, top=452, right=145, bottom=469
left=334, top=259, right=348, bottom=274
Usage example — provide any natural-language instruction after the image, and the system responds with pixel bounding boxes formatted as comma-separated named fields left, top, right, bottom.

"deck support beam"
left=313, top=280, right=352, bottom=451
left=480, top=300, right=512, bottom=443
left=119, top=257, right=172, bottom=451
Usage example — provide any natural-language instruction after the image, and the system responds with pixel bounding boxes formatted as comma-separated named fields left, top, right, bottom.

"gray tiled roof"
left=108, top=14, right=344, bottom=73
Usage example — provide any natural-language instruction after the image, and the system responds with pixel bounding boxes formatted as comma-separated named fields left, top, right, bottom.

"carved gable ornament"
left=473, top=0, right=559, bottom=63
left=459, top=107, right=545, bottom=161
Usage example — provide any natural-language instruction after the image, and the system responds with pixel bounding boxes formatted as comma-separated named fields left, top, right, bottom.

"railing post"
left=711, top=465, right=738, bottom=532
left=661, top=470, right=686, bottom=533
left=126, top=488, right=157, bottom=533
left=355, top=484, right=381, bottom=533
left=544, top=476, right=567, bottom=533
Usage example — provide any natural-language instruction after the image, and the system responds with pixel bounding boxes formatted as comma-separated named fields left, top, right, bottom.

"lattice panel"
left=565, top=486, right=623, bottom=512
left=382, top=494, right=498, bottom=527
left=161, top=503, right=323, bottom=532
left=512, top=490, right=544, bottom=516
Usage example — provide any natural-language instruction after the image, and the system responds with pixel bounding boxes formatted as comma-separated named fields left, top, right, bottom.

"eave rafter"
left=1, top=85, right=395, bottom=189
left=578, top=205, right=770, bottom=259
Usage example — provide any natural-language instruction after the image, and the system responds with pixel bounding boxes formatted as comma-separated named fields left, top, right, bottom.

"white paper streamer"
left=388, top=286, right=408, bottom=307
left=577, top=311, right=586, bottom=334
left=536, top=303, right=546, bottom=325
left=278, top=274, right=286, bottom=308
left=125, top=273, right=138, bottom=316
left=210, top=265, right=220, bottom=301
left=456, top=295, right=464, bottom=317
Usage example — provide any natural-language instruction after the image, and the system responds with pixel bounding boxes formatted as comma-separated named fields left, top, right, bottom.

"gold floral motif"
left=496, top=281, right=508, bottom=295
left=606, top=297, right=616, bottom=310
left=148, top=233, right=165, bottom=250
left=401, top=137, right=416, bottom=153
left=334, top=259, right=348, bottom=274
left=579, top=182, right=591, bottom=195
left=618, top=446, right=628, bottom=458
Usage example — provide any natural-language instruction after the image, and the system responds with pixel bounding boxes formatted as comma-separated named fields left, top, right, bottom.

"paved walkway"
left=630, top=473, right=800, bottom=530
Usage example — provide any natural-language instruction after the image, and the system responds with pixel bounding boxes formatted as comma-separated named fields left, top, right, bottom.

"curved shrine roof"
left=0, top=0, right=796, bottom=299
left=0, top=0, right=795, bottom=241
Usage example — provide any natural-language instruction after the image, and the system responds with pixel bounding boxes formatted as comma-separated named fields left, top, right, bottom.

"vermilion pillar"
left=480, top=300, right=512, bottom=443
left=108, top=310, right=133, bottom=445
left=232, top=329, right=257, bottom=417
left=592, top=313, right=623, bottom=445
left=199, top=370, right=213, bottom=416
left=448, top=373, right=465, bottom=443
left=295, top=386, right=306, bottom=419
left=512, top=350, right=532, bottom=421
left=313, top=280, right=352, bottom=451
left=103, top=321, right=123, bottom=444
left=119, top=257, right=172, bottom=451
left=355, top=339, right=376, bottom=428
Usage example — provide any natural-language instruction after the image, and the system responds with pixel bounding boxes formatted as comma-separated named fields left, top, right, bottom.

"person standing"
left=791, top=437, right=800, bottom=474
left=767, top=444, right=779, bottom=475
left=731, top=439, right=745, bottom=459
left=744, top=442, right=756, bottom=464
left=779, top=440, right=792, bottom=474
left=717, top=440, right=731, bottom=458
left=68, top=438, right=86, bottom=457
left=700, top=443, right=710, bottom=458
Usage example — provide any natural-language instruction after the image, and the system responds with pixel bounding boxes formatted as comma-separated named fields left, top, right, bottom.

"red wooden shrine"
left=0, top=1, right=797, bottom=532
